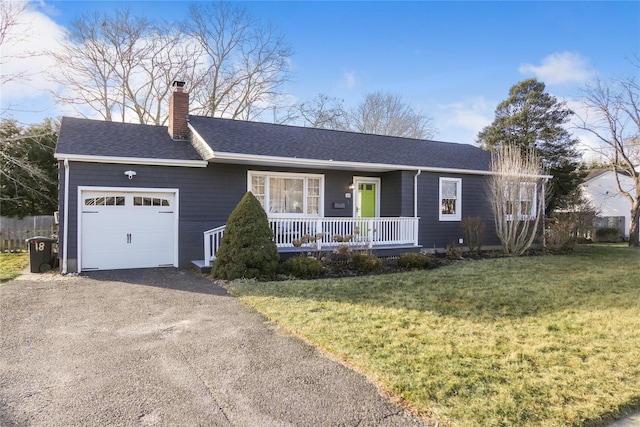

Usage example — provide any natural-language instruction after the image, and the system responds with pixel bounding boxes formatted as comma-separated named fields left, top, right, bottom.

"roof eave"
left=54, top=153, right=208, bottom=168
left=208, top=151, right=497, bottom=176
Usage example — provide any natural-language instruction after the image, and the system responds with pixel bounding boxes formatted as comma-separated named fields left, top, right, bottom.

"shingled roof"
left=189, top=116, right=492, bottom=172
left=55, top=117, right=204, bottom=162
left=56, top=115, right=492, bottom=172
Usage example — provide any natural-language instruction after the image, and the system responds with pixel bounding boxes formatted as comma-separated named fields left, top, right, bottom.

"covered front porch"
left=193, top=216, right=420, bottom=272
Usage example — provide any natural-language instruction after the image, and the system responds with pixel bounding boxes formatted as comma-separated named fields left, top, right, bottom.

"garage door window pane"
left=134, top=196, right=170, bottom=207
left=85, top=196, right=124, bottom=206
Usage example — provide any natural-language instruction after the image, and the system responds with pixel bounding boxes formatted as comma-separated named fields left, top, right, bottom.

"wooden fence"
left=0, top=216, right=57, bottom=252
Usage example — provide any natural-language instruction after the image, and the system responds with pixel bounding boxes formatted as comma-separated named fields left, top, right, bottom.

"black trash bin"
left=26, top=236, right=57, bottom=273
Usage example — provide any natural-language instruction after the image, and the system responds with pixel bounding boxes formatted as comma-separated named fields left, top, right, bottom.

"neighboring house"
left=54, top=82, right=544, bottom=273
left=581, top=169, right=636, bottom=240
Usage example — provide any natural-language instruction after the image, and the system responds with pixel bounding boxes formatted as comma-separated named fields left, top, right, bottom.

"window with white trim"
left=248, top=171, right=323, bottom=216
left=439, top=177, right=462, bottom=221
left=506, top=182, right=537, bottom=220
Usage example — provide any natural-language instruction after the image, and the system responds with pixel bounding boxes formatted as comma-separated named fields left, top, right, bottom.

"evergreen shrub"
left=594, top=227, right=622, bottom=243
left=350, top=254, right=382, bottom=273
left=281, top=257, right=323, bottom=279
left=397, top=252, right=433, bottom=270
left=211, top=192, right=280, bottom=280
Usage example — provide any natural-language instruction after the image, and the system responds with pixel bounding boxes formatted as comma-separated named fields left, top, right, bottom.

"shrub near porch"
left=225, top=245, right=640, bottom=427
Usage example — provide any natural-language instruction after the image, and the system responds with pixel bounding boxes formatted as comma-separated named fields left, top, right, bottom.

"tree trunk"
left=629, top=199, right=640, bottom=247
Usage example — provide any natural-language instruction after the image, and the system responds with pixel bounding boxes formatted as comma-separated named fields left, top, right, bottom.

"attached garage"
left=79, top=188, right=178, bottom=271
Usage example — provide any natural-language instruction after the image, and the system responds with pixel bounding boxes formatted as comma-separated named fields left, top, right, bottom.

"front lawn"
left=0, top=253, right=28, bottom=282
left=225, top=245, right=640, bottom=427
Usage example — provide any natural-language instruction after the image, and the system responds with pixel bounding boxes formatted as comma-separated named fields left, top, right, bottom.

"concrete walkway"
left=608, top=413, right=640, bottom=427
left=0, top=268, right=425, bottom=426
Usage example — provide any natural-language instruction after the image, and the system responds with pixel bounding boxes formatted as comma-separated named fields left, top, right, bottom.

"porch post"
left=316, top=218, right=323, bottom=251
left=204, top=234, right=211, bottom=265
left=414, top=170, right=421, bottom=246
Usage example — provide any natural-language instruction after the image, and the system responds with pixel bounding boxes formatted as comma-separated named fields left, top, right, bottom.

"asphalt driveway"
left=0, top=268, right=425, bottom=426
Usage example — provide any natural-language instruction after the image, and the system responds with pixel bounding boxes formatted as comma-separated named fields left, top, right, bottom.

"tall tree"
left=49, top=9, right=202, bottom=125
left=349, top=91, right=435, bottom=139
left=185, top=2, right=293, bottom=120
left=477, top=78, right=583, bottom=212
left=576, top=71, right=640, bottom=247
left=0, top=119, right=58, bottom=217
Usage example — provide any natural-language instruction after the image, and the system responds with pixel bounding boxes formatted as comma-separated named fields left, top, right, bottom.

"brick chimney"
left=168, top=81, right=189, bottom=140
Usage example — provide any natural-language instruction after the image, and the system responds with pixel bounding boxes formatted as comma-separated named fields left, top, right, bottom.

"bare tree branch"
left=48, top=9, right=204, bottom=125
left=349, top=91, right=436, bottom=139
left=489, top=144, right=546, bottom=255
left=575, top=70, right=640, bottom=246
left=285, top=94, right=348, bottom=130
left=185, top=2, right=293, bottom=120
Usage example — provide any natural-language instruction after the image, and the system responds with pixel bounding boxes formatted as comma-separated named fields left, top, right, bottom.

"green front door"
left=358, top=183, right=376, bottom=218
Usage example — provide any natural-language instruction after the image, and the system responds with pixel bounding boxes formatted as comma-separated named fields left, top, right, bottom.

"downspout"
left=62, top=158, right=70, bottom=274
left=413, top=170, right=422, bottom=246
left=414, top=170, right=421, bottom=217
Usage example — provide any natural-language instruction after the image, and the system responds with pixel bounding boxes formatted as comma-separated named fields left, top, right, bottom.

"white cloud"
left=1, top=2, right=66, bottom=116
left=519, top=52, right=592, bottom=85
left=341, top=70, right=357, bottom=89
left=435, top=97, right=494, bottom=144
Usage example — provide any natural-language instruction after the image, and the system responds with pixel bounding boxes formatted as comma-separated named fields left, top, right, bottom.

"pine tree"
left=477, top=78, right=583, bottom=212
left=211, top=192, right=280, bottom=280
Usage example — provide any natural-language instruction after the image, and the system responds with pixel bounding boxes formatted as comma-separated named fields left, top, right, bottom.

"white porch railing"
left=204, top=225, right=226, bottom=264
left=204, top=217, right=419, bottom=265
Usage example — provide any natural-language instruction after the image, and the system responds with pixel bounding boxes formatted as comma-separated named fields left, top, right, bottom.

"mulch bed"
left=283, top=248, right=554, bottom=280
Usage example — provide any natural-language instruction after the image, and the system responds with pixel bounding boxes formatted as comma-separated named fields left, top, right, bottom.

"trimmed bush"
left=595, top=227, right=622, bottom=243
left=211, top=192, right=280, bottom=280
left=281, top=257, right=323, bottom=279
left=397, top=252, right=433, bottom=270
left=350, top=254, right=382, bottom=273
left=545, top=216, right=577, bottom=252
left=460, top=216, right=485, bottom=254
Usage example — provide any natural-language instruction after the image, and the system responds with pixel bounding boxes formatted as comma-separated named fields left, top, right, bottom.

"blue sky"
left=3, top=1, right=639, bottom=148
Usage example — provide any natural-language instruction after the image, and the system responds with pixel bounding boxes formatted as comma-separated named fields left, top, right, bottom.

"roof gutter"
left=53, top=153, right=208, bottom=168
left=209, top=151, right=499, bottom=176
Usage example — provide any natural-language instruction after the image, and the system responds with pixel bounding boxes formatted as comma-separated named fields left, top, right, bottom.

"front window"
left=439, top=177, right=462, bottom=221
left=249, top=171, right=323, bottom=216
left=506, top=182, right=537, bottom=220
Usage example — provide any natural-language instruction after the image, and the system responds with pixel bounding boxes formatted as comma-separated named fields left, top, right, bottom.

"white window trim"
left=247, top=171, right=324, bottom=217
left=506, top=182, right=538, bottom=221
left=352, top=176, right=381, bottom=218
left=439, top=177, right=462, bottom=221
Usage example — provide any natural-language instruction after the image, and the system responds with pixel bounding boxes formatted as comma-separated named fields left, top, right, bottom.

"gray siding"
left=58, top=162, right=247, bottom=270
left=58, top=161, right=502, bottom=271
left=415, top=172, right=500, bottom=249
left=380, top=171, right=415, bottom=217
left=59, top=163, right=411, bottom=270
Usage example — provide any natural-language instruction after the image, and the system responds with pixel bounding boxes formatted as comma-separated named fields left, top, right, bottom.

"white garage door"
left=80, top=189, right=177, bottom=271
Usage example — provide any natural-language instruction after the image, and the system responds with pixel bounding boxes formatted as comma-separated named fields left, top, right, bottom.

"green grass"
left=0, top=253, right=29, bottom=281
left=225, top=245, right=640, bottom=427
